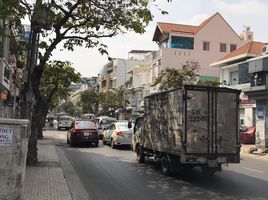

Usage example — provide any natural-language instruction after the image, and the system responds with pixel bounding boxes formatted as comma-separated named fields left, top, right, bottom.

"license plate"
left=84, top=132, right=89, bottom=136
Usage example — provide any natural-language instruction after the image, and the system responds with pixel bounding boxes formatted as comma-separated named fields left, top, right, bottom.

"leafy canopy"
left=40, top=60, right=81, bottom=109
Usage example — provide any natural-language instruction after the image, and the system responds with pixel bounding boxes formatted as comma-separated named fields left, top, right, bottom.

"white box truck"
left=131, top=85, right=241, bottom=175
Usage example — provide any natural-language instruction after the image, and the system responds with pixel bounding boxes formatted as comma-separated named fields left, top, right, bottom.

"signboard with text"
left=0, top=127, right=13, bottom=146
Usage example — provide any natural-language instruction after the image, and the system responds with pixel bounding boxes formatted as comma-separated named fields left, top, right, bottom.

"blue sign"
left=256, top=106, right=265, bottom=120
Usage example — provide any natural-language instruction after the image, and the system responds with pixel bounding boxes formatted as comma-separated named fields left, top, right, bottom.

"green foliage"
left=197, top=79, right=221, bottom=87
left=79, top=89, right=99, bottom=114
left=57, top=101, right=82, bottom=117
left=152, top=61, right=200, bottom=91
left=40, top=60, right=81, bottom=109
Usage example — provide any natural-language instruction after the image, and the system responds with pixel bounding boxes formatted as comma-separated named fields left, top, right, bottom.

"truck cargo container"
left=131, top=85, right=241, bottom=175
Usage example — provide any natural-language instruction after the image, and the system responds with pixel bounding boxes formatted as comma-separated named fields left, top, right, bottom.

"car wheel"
left=95, top=141, right=99, bottom=147
left=136, top=145, right=145, bottom=163
left=103, top=140, right=107, bottom=145
left=70, top=140, right=74, bottom=147
left=111, top=139, right=115, bottom=149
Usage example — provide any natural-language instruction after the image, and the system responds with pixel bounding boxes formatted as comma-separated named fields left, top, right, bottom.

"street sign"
left=0, top=127, right=13, bottom=146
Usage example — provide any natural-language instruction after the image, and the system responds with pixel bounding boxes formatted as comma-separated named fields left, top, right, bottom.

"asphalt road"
left=45, top=130, right=268, bottom=200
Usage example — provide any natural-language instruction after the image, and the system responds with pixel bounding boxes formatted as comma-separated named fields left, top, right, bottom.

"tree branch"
left=62, top=31, right=117, bottom=41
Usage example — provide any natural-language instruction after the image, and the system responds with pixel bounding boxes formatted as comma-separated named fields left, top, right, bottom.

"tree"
left=57, top=101, right=82, bottom=117
left=1, top=0, right=170, bottom=164
left=152, top=61, right=200, bottom=91
left=79, top=89, right=99, bottom=114
left=34, top=60, right=80, bottom=148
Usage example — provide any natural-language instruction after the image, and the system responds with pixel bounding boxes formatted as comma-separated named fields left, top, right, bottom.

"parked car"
left=67, top=120, right=99, bottom=147
left=57, top=115, right=73, bottom=130
left=103, top=121, right=133, bottom=148
left=94, top=116, right=117, bottom=140
left=240, top=126, right=256, bottom=144
left=81, top=113, right=95, bottom=121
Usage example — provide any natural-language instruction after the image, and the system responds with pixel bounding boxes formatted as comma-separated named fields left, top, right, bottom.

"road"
left=45, top=130, right=268, bottom=200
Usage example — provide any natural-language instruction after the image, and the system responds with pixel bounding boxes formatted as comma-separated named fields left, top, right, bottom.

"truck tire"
left=201, top=166, right=217, bottom=176
left=161, top=154, right=171, bottom=175
left=136, top=145, right=145, bottom=163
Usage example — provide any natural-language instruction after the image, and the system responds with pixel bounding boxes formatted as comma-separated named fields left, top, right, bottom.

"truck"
left=131, top=85, right=241, bottom=175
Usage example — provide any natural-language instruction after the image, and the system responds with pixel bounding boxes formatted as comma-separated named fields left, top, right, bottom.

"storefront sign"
left=0, top=127, right=13, bottom=146
left=0, top=92, right=8, bottom=100
left=256, top=107, right=265, bottom=120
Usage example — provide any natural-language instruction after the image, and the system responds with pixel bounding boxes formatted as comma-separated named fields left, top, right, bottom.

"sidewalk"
left=240, top=144, right=268, bottom=160
left=22, top=138, right=72, bottom=200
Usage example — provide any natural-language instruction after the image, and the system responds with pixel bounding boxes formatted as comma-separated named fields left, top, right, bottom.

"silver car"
left=103, top=122, right=133, bottom=148
left=58, top=116, right=73, bottom=130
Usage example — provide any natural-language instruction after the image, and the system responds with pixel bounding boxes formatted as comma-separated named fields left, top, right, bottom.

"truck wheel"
left=201, top=166, right=216, bottom=176
left=136, top=145, right=145, bottom=163
left=161, top=154, right=171, bottom=175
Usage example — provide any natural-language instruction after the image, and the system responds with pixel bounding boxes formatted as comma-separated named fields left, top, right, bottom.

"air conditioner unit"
left=262, top=45, right=268, bottom=54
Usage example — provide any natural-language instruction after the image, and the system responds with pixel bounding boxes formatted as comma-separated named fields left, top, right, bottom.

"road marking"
left=242, top=167, right=264, bottom=174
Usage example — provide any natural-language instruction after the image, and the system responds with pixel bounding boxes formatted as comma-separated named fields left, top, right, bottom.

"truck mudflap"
left=183, top=85, right=241, bottom=160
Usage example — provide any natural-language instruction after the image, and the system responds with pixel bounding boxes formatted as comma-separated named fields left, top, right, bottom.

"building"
left=99, top=51, right=152, bottom=92
left=0, top=10, right=21, bottom=118
left=69, top=76, right=99, bottom=104
left=150, top=12, right=244, bottom=87
left=211, top=40, right=265, bottom=128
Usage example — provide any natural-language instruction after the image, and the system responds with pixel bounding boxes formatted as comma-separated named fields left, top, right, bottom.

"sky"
left=50, top=0, right=268, bottom=77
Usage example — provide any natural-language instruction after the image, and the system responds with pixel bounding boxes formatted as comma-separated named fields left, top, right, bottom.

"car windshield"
left=75, top=121, right=96, bottom=129
left=117, top=123, right=131, bottom=130
left=59, top=116, right=72, bottom=121
left=101, top=118, right=117, bottom=125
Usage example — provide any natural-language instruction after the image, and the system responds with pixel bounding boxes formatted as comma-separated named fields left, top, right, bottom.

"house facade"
left=99, top=51, right=152, bottom=93
left=0, top=12, right=21, bottom=118
left=150, top=12, right=244, bottom=85
left=211, top=40, right=266, bottom=128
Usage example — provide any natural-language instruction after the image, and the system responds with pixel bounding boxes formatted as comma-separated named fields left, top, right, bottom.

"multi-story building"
left=0, top=11, right=21, bottom=118
left=211, top=40, right=265, bottom=128
left=150, top=12, right=245, bottom=86
left=69, top=76, right=99, bottom=105
left=99, top=51, right=152, bottom=92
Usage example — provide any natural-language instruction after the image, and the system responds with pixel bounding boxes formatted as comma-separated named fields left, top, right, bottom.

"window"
left=239, top=63, right=250, bottom=84
left=248, top=35, right=252, bottom=40
left=4, top=66, right=10, bottom=84
left=230, top=44, right=237, bottom=52
left=171, top=36, right=194, bottom=49
left=220, top=43, right=226, bottom=52
left=203, top=41, right=210, bottom=51
left=230, top=71, right=239, bottom=85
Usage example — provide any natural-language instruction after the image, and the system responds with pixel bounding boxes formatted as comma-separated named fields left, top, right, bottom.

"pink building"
left=151, top=12, right=243, bottom=82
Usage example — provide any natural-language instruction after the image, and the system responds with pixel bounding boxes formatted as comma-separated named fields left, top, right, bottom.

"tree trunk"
left=27, top=115, right=39, bottom=165
left=37, top=104, right=49, bottom=139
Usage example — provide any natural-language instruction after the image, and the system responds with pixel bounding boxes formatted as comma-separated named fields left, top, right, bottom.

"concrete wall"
left=255, top=100, right=268, bottom=148
left=0, top=119, right=30, bottom=200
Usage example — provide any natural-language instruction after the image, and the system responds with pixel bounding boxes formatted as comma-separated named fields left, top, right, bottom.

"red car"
left=240, top=127, right=256, bottom=144
left=67, top=120, right=99, bottom=147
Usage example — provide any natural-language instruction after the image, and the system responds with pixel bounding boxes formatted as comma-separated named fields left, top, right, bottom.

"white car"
left=57, top=116, right=73, bottom=130
left=104, top=122, right=133, bottom=148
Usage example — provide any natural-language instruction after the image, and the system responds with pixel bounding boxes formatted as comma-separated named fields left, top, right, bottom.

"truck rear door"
left=184, top=85, right=240, bottom=156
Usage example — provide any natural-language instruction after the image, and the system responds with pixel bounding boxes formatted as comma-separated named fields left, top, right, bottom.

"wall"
left=159, top=14, right=242, bottom=78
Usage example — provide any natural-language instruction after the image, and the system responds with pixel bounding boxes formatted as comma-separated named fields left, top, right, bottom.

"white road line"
left=242, top=167, right=264, bottom=174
